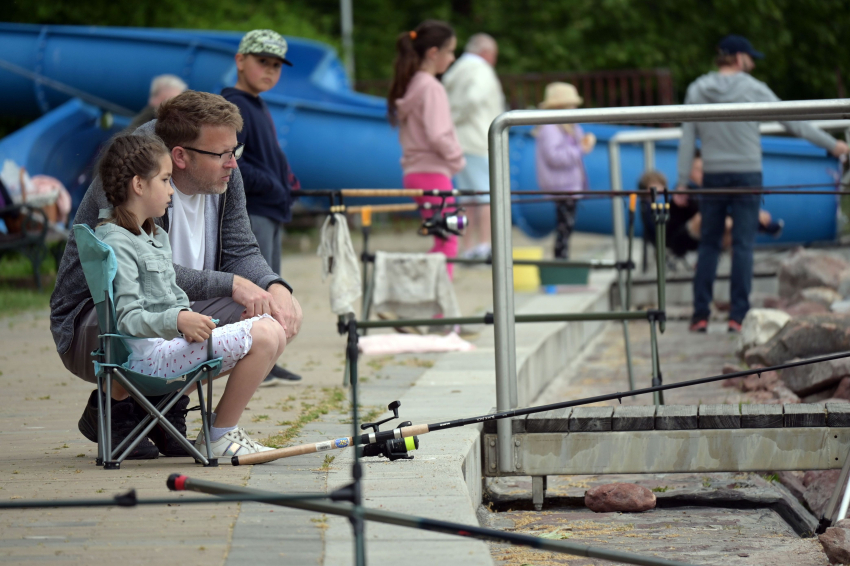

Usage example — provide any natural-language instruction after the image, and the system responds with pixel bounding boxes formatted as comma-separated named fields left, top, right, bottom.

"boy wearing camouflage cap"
left=222, top=29, right=302, bottom=384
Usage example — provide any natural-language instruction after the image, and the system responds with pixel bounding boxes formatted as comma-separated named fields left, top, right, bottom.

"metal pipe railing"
left=488, top=98, right=850, bottom=473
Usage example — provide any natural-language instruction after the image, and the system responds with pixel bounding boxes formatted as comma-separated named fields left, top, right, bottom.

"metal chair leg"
left=95, top=374, right=105, bottom=466
left=196, top=372, right=217, bottom=467
left=103, top=372, right=119, bottom=469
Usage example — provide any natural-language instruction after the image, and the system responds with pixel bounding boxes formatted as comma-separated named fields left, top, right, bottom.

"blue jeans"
left=692, top=172, right=762, bottom=323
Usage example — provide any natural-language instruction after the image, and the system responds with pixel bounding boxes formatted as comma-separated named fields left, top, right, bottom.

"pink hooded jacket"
left=396, top=72, right=466, bottom=178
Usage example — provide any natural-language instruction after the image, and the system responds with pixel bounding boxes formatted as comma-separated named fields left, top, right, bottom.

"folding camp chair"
left=73, top=224, right=222, bottom=469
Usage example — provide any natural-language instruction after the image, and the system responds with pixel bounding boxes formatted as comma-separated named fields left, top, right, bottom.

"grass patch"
left=0, top=251, right=59, bottom=316
left=651, top=486, right=670, bottom=493
left=762, top=473, right=779, bottom=483
left=320, top=454, right=335, bottom=471
left=262, top=387, right=346, bottom=448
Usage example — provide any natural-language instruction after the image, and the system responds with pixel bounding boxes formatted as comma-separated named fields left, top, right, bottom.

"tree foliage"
left=7, top=0, right=849, bottom=102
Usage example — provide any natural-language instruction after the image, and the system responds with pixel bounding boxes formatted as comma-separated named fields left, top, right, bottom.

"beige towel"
left=317, top=213, right=361, bottom=315
left=371, top=252, right=460, bottom=320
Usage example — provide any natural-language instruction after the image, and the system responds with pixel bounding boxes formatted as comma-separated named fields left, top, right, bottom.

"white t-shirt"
left=167, top=181, right=206, bottom=270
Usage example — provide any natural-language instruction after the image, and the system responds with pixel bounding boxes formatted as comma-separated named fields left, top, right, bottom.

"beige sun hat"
left=539, top=82, right=583, bottom=108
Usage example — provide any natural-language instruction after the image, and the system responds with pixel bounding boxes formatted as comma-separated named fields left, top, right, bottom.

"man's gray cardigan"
left=49, top=120, right=291, bottom=356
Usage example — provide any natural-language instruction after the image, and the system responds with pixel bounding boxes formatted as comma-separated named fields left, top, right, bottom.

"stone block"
left=779, top=357, right=850, bottom=396
left=585, top=483, right=656, bottom=513
left=778, top=248, right=849, bottom=298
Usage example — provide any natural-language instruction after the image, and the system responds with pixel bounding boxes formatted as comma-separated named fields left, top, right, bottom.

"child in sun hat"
left=534, top=82, right=596, bottom=259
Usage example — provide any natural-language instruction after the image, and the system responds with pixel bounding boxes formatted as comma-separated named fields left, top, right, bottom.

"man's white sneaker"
left=195, top=426, right=274, bottom=458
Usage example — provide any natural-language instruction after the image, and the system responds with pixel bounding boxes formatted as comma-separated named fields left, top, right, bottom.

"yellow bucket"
left=512, top=247, right=543, bottom=291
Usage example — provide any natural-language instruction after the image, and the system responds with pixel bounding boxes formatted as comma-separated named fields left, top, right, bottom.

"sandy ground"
left=0, top=224, right=566, bottom=565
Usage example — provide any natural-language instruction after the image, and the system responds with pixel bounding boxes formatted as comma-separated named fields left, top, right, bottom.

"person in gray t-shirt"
left=675, top=35, right=849, bottom=333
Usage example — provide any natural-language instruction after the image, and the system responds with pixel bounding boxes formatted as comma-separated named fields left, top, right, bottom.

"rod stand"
left=648, top=310, right=665, bottom=406
left=343, top=314, right=367, bottom=566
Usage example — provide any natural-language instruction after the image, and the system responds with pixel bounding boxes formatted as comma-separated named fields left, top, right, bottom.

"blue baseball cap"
left=717, top=35, right=764, bottom=59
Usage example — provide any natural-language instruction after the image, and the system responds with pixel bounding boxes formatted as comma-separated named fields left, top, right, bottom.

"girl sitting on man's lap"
left=96, top=133, right=286, bottom=459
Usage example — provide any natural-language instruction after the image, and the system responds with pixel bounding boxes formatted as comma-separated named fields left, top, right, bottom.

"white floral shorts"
left=126, top=314, right=275, bottom=378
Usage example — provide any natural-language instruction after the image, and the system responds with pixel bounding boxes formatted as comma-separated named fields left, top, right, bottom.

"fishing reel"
left=358, top=400, right=419, bottom=461
left=419, top=198, right=467, bottom=241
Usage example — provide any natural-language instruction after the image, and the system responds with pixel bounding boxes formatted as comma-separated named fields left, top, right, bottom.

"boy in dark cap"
left=676, top=34, right=849, bottom=334
left=222, top=29, right=302, bottom=384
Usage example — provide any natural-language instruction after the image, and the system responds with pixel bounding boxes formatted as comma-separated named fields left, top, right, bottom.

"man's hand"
left=177, top=311, right=216, bottom=343
left=672, top=185, right=690, bottom=208
left=268, top=284, right=303, bottom=342
left=232, top=275, right=274, bottom=320
left=832, top=141, right=850, bottom=157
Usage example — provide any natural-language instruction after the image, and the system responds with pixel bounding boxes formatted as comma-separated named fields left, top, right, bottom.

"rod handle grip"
left=629, top=193, right=637, bottom=212
left=232, top=438, right=351, bottom=466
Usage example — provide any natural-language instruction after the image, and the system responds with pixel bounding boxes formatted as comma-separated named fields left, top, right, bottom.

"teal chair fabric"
left=72, top=224, right=222, bottom=468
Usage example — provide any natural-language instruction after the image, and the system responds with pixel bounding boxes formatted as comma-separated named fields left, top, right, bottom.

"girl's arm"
left=538, top=125, right=584, bottom=169
left=105, top=232, right=187, bottom=340
left=421, top=82, right=466, bottom=175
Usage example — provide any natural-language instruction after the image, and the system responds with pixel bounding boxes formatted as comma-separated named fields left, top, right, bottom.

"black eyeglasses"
left=182, top=143, right=244, bottom=163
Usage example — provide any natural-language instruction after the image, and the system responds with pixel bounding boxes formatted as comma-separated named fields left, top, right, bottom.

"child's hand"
left=177, top=311, right=216, bottom=343
left=581, top=133, right=597, bottom=154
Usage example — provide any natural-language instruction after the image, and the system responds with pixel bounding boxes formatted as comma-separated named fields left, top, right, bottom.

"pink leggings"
left=403, top=172, right=457, bottom=279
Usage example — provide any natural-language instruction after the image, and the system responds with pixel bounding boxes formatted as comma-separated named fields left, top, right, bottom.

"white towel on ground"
left=358, top=332, right=474, bottom=355
left=371, top=252, right=460, bottom=320
left=317, top=213, right=361, bottom=315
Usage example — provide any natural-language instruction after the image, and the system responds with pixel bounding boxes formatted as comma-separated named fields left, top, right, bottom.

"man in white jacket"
left=443, top=33, right=505, bottom=260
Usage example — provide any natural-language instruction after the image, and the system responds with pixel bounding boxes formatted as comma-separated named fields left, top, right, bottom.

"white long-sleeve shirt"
left=442, top=53, right=506, bottom=157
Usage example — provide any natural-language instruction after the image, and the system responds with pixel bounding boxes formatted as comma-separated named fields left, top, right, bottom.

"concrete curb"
left=322, top=270, right=618, bottom=565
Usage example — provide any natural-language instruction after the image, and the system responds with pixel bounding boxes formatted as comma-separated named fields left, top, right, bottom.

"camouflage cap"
left=237, top=29, right=293, bottom=66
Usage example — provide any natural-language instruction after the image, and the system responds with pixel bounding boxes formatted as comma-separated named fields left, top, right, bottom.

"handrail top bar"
left=608, top=118, right=850, bottom=145
left=490, top=99, right=850, bottom=134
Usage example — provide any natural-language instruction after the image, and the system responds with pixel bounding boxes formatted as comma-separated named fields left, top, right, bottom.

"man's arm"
left=217, top=167, right=302, bottom=338
left=752, top=82, right=845, bottom=155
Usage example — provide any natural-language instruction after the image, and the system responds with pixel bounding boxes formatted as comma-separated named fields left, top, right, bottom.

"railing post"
left=490, top=117, right=518, bottom=474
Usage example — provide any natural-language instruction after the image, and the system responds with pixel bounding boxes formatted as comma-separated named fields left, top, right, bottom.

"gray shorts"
left=454, top=154, right=490, bottom=204
left=59, top=297, right=246, bottom=384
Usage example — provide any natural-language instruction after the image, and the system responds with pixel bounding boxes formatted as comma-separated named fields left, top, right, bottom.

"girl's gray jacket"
left=49, top=121, right=292, bottom=356
left=95, top=222, right=190, bottom=340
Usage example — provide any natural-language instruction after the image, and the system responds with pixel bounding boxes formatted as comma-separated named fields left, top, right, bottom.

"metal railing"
left=607, top=119, right=850, bottom=272
left=487, top=98, right=850, bottom=474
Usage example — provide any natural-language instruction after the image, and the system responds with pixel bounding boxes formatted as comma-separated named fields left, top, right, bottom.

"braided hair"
left=98, top=134, right=170, bottom=235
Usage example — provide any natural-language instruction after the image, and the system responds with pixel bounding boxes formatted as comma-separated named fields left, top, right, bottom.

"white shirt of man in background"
left=442, top=33, right=505, bottom=259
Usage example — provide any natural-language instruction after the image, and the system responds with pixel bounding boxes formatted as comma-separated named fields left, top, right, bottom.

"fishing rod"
left=232, top=349, right=850, bottom=466
left=297, top=182, right=849, bottom=200
left=0, top=476, right=696, bottom=566
left=168, top=475, right=695, bottom=566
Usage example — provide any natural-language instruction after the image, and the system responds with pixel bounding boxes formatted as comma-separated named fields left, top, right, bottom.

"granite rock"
left=585, top=483, right=656, bottom=513
left=778, top=248, right=849, bottom=298
left=819, top=526, right=850, bottom=565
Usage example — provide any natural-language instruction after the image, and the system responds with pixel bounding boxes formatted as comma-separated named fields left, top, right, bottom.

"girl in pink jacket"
left=388, top=20, right=465, bottom=278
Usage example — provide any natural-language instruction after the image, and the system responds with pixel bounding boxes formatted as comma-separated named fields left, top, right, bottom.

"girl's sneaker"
left=195, top=426, right=274, bottom=458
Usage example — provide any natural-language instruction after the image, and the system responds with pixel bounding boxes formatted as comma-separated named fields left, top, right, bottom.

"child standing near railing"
left=95, top=133, right=286, bottom=458
left=534, top=82, right=596, bottom=260
left=388, top=19, right=466, bottom=279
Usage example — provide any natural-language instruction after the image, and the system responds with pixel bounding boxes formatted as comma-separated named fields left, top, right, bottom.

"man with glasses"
left=50, top=90, right=303, bottom=459
left=222, top=29, right=303, bottom=385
